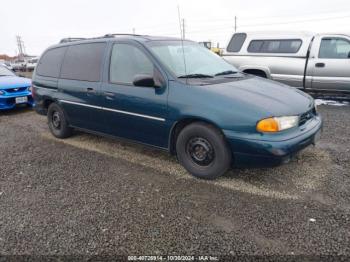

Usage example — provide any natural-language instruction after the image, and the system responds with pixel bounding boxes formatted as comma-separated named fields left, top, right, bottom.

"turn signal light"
left=257, top=118, right=279, bottom=132
left=257, top=116, right=299, bottom=133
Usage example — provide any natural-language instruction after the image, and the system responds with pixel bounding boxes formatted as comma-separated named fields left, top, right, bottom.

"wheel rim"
left=186, top=137, right=215, bottom=166
left=52, top=111, right=61, bottom=129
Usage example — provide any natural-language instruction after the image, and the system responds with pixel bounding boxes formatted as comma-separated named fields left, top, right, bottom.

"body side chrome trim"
left=59, top=99, right=166, bottom=122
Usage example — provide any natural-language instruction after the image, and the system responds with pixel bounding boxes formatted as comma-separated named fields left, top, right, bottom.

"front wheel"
left=176, top=122, right=232, bottom=180
left=47, top=103, right=73, bottom=139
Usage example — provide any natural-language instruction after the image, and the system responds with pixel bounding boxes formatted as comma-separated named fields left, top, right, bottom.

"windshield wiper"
left=178, top=73, right=214, bottom=79
left=214, top=70, right=238, bottom=76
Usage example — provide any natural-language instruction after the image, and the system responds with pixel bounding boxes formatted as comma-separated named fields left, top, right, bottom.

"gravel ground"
left=0, top=105, right=349, bottom=257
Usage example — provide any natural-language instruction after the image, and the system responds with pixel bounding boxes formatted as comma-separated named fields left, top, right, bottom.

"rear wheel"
left=176, top=122, right=231, bottom=179
left=47, top=103, right=73, bottom=138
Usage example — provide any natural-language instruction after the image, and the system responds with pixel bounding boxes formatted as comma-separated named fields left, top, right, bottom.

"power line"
left=131, top=12, right=350, bottom=37
left=241, top=14, right=350, bottom=28
left=185, top=9, right=350, bottom=23
left=185, top=14, right=350, bottom=34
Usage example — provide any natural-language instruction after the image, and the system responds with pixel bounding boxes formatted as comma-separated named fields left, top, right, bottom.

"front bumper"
left=224, top=115, right=323, bottom=167
left=0, top=92, right=34, bottom=110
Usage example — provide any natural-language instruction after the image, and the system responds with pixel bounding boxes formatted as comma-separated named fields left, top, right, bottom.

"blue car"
left=0, top=65, right=33, bottom=110
left=32, top=35, right=322, bottom=179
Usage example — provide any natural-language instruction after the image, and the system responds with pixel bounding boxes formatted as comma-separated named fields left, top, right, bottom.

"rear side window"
left=227, top=33, right=247, bottom=52
left=36, top=47, right=67, bottom=77
left=60, top=43, right=106, bottom=82
left=248, top=39, right=302, bottom=53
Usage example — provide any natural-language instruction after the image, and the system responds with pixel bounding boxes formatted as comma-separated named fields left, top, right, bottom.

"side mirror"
left=133, top=74, right=155, bottom=87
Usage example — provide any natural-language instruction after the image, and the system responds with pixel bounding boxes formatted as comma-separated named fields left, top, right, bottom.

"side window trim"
left=247, top=39, right=303, bottom=54
left=318, top=37, right=350, bottom=59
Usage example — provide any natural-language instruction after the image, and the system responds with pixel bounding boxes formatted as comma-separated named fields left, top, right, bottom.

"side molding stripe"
left=59, top=99, right=166, bottom=122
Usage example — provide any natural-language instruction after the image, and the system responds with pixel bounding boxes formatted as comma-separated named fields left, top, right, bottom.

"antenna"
left=177, top=5, right=188, bottom=84
left=234, top=16, right=237, bottom=32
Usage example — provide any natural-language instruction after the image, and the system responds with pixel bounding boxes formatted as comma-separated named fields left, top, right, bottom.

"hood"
left=0, top=76, right=32, bottom=90
left=201, top=76, right=313, bottom=116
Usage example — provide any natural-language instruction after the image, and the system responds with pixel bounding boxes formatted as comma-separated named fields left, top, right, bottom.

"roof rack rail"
left=59, top=37, right=86, bottom=44
left=104, top=33, right=144, bottom=38
left=59, top=34, right=145, bottom=44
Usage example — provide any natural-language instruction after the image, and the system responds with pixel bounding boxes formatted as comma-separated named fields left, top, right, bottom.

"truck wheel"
left=47, top=103, right=73, bottom=139
left=176, top=122, right=231, bottom=180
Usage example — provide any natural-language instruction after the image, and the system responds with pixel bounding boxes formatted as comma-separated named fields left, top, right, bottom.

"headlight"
left=257, top=116, right=299, bottom=133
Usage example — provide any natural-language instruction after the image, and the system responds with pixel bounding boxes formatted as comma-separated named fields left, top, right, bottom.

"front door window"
left=319, top=38, right=350, bottom=59
left=109, top=43, right=154, bottom=84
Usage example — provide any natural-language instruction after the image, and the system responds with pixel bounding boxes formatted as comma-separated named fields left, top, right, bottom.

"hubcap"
left=186, top=137, right=215, bottom=166
left=52, top=111, right=61, bottom=129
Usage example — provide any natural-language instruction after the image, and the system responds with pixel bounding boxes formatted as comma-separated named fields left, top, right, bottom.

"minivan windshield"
left=147, top=41, right=238, bottom=78
left=0, top=65, right=15, bottom=77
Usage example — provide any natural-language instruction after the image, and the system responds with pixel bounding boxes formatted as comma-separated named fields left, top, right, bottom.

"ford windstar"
left=32, top=34, right=322, bottom=179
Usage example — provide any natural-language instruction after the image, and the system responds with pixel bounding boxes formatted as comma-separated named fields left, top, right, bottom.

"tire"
left=176, top=122, right=231, bottom=180
left=47, top=103, right=73, bottom=139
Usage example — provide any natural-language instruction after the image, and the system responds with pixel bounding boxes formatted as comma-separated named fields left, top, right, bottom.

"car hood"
left=0, top=76, right=32, bottom=89
left=202, top=76, right=314, bottom=116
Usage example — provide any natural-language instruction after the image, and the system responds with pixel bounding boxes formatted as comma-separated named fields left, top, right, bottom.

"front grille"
left=299, top=107, right=316, bottom=126
left=5, top=87, right=28, bottom=93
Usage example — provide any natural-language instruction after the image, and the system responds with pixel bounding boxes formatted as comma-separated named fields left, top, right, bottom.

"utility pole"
left=182, top=18, right=185, bottom=39
left=234, top=16, right=237, bottom=32
left=16, top=35, right=26, bottom=60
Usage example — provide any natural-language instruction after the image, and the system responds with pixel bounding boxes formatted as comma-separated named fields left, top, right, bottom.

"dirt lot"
left=0, top=105, right=349, bottom=257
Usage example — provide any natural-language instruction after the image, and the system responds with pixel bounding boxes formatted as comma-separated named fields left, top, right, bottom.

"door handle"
left=315, top=63, right=325, bottom=68
left=86, top=87, right=96, bottom=93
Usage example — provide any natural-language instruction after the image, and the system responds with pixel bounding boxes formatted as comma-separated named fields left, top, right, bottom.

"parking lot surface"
left=0, top=105, right=349, bottom=256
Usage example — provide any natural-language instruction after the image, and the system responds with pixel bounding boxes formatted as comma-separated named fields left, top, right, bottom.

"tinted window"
left=36, top=47, right=66, bottom=77
left=227, top=33, right=247, bottom=52
left=247, top=40, right=264, bottom=53
left=60, top=43, right=106, bottom=82
left=110, top=44, right=154, bottom=84
left=248, top=39, right=302, bottom=53
left=319, top=38, right=350, bottom=59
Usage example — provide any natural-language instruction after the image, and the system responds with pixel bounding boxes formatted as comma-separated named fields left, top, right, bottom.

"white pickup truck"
left=223, top=32, right=350, bottom=94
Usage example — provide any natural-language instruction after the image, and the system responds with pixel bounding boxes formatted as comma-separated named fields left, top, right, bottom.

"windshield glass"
left=0, top=65, right=15, bottom=76
left=147, top=41, right=238, bottom=77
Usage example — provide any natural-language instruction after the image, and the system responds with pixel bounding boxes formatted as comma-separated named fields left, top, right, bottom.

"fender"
left=239, top=65, right=272, bottom=79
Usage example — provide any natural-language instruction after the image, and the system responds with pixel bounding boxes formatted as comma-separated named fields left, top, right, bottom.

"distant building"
left=0, top=54, right=15, bottom=61
left=0, top=54, right=36, bottom=63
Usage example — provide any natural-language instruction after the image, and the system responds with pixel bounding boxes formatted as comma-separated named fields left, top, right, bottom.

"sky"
left=1, top=0, right=350, bottom=56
